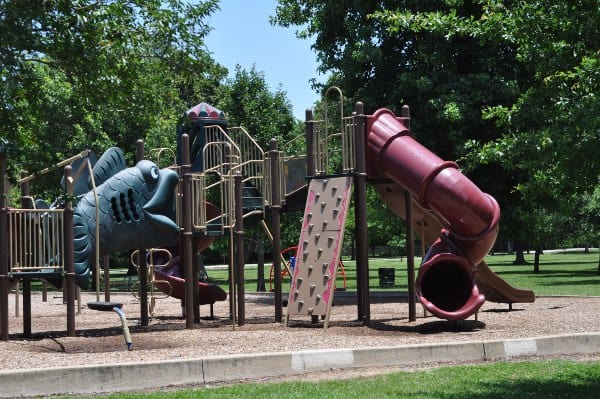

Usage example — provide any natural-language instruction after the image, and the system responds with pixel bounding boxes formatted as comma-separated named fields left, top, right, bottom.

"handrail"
left=148, top=147, right=177, bottom=169
left=17, top=150, right=92, bottom=185
left=311, top=86, right=356, bottom=175
left=7, top=208, right=65, bottom=272
left=8, top=151, right=99, bottom=275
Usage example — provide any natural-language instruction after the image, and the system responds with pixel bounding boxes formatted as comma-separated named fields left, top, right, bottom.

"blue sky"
left=204, top=0, right=325, bottom=120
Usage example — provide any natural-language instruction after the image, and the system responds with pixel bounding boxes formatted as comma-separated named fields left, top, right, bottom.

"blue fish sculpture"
left=72, top=148, right=180, bottom=287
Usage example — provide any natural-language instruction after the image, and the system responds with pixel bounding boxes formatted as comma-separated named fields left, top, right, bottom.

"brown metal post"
left=305, top=109, right=316, bottom=177
left=103, top=255, right=110, bottom=302
left=63, top=166, right=76, bottom=336
left=20, top=171, right=32, bottom=337
left=0, top=152, right=9, bottom=340
left=42, top=281, right=47, bottom=302
left=136, top=139, right=149, bottom=326
left=181, top=134, right=195, bottom=328
left=402, top=105, right=411, bottom=129
left=234, top=173, right=245, bottom=325
left=193, top=252, right=200, bottom=323
left=405, top=190, right=416, bottom=321
left=401, top=105, right=416, bottom=321
left=354, top=102, right=370, bottom=325
left=269, top=139, right=282, bottom=322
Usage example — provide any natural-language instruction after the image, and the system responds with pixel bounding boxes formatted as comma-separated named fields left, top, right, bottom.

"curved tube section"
left=366, top=108, right=500, bottom=320
left=113, top=306, right=133, bottom=351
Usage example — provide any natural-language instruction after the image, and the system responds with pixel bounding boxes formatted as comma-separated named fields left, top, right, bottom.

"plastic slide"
left=152, top=250, right=227, bottom=305
left=366, top=108, right=531, bottom=320
left=152, top=201, right=227, bottom=305
left=475, top=261, right=535, bottom=304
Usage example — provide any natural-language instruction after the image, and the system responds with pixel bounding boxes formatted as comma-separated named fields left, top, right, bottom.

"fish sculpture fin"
left=90, top=147, right=127, bottom=188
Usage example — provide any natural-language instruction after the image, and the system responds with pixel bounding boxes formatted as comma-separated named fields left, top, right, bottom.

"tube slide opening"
left=417, top=251, right=485, bottom=320
left=419, top=260, right=473, bottom=313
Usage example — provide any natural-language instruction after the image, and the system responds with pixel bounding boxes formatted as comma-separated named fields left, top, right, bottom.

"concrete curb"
left=1, top=332, right=599, bottom=397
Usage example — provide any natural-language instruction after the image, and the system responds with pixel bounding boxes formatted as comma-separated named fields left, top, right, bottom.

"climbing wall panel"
left=286, top=176, right=353, bottom=328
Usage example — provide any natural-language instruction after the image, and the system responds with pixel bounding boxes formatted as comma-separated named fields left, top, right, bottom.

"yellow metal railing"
left=189, top=172, right=235, bottom=233
left=313, top=86, right=356, bottom=175
left=228, top=126, right=266, bottom=204
left=8, top=208, right=65, bottom=273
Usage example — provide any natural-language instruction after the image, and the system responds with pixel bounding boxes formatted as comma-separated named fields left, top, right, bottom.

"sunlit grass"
left=205, top=249, right=600, bottom=297
left=24, top=250, right=599, bottom=298
left=66, top=359, right=600, bottom=399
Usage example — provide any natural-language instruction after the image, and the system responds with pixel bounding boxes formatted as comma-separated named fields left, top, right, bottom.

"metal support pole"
left=354, top=102, right=370, bottom=325
left=20, top=171, right=32, bottom=337
left=181, top=134, right=195, bottom=329
left=63, top=166, right=76, bottom=336
left=234, top=173, right=245, bottom=326
left=305, top=109, right=316, bottom=177
left=401, top=105, right=416, bottom=322
left=136, top=140, right=149, bottom=326
left=0, top=152, right=8, bottom=341
left=42, top=281, right=47, bottom=302
left=103, top=255, right=110, bottom=302
left=405, top=190, right=416, bottom=322
left=193, top=254, right=200, bottom=323
left=269, top=139, right=282, bottom=322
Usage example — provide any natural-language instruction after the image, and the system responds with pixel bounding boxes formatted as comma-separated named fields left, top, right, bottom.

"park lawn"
left=205, top=249, right=600, bottom=297
left=483, top=250, right=600, bottom=296
left=74, top=359, right=600, bottom=399
left=26, top=250, right=599, bottom=298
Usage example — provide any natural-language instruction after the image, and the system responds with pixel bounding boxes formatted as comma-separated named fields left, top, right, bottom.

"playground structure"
left=0, top=88, right=534, bottom=342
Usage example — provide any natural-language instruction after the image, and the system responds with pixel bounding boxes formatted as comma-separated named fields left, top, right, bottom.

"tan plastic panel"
left=286, top=176, right=353, bottom=327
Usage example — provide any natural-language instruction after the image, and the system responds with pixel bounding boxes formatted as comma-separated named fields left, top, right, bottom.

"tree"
left=215, top=65, right=297, bottom=148
left=1, top=0, right=226, bottom=196
left=274, top=0, right=599, bottom=257
left=468, top=0, right=600, bottom=258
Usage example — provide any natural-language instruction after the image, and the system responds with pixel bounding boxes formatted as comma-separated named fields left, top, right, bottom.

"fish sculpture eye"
left=137, top=160, right=160, bottom=186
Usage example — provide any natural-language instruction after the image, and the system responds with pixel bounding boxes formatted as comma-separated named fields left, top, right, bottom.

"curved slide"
left=375, top=182, right=534, bottom=306
left=153, top=250, right=227, bottom=305
left=366, top=109, right=533, bottom=320
left=152, top=201, right=226, bottom=305
left=475, top=261, right=535, bottom=304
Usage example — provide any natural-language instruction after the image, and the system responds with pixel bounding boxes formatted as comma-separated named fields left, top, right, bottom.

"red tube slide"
left=366, top=108, right=500, bottom=320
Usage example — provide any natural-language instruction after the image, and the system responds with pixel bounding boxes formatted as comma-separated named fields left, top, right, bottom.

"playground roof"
left=186, top=102, right=226, bottom=120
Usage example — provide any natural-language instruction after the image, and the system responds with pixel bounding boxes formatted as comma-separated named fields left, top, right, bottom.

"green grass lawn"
left=65, top=359, right=600, bottom=399
left=483, top=250, right=600, bottom=296
left=204, top=249, right=600, bottom=297
left=22, top=249, right=599, bottom=298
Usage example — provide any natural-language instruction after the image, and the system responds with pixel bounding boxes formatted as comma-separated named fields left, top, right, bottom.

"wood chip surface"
left=1, top=292, right=599, bottom=371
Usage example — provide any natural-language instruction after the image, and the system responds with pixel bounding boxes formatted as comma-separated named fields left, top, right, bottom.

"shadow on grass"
left=439, top=373, right=600, bottom=399
left=489, top=259, right=596, bottom=267
left=491, top=268, right=598, bottom=277
left=536, top=279, right=600, bottom=287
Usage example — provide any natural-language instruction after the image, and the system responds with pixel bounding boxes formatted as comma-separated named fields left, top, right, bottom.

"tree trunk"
left=533, top=242, right=542, bottom=273
left=513, top=241, right=527, bottom=265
